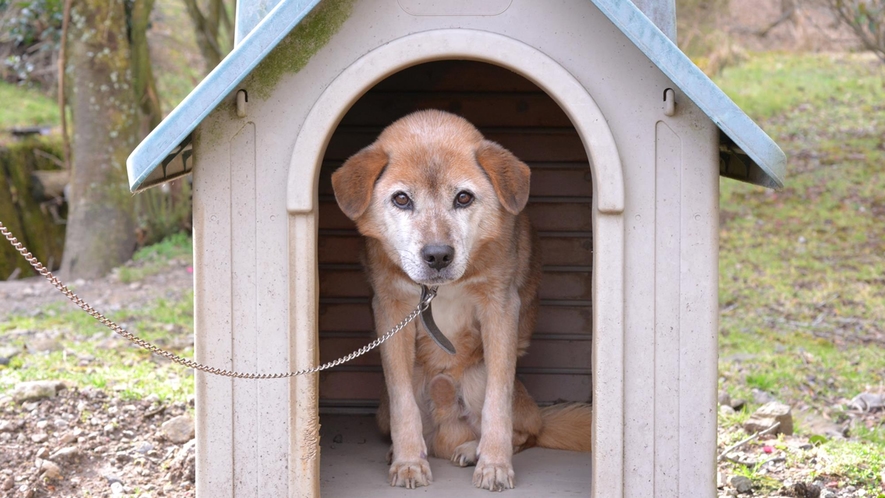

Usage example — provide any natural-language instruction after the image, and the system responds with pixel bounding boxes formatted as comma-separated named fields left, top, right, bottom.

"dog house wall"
left=184, top=1, right=721, bottom=496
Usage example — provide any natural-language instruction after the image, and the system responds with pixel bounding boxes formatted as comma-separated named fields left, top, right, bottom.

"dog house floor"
left=319, top=414, right=592, bottom=496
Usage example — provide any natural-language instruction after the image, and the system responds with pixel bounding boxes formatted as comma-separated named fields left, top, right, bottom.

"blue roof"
left=126, top=0, right=785, bottom=192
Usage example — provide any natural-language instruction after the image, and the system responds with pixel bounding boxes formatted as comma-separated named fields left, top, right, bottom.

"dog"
left=331, top=110, right=592, bottom=491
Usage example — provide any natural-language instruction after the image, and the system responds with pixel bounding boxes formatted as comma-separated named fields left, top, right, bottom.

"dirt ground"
left=1, top=259, right=196, bottom=498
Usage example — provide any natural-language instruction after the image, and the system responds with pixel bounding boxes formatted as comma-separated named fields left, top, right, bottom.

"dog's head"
left=331, top=110, right=531, bottom=286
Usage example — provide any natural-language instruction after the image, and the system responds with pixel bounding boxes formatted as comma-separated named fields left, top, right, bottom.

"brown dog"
left=331, top=110, right=591, bottom=491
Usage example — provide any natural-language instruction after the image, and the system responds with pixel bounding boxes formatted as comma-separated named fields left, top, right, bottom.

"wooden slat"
left=339, top=92, right=573, bottom=128
left=317, top=233, right=591, bottom=267
left=318, top=371, right=590, bottom=404
left=319, top=371, right=384, bottom=400
left=318, top=303, right=373, bottom=332
left=318, top=200, right=592, bottom=232
left=370, top=61, right=542, bottom=92
left=539, top=236, right=593, bottom=266
left=324, top=128, right=585, bottom=163
left=320, top=336, right=591, bottom=371
left=526, top=202, right=592, bottom=231
left=535, top=306, right=592, bottom=335
left=521, top=374, right=592, bottom=404
left=538, top=272, right=592, bottom=301
left=317, top=165, right=591, bottom=198
left=316, top=302, right=592, bottom=337
left=319, top=268, right=590, bottom=301
left=317, top=235, right=363, bottom=264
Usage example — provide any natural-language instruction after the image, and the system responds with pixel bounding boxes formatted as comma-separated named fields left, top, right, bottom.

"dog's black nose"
left=421, top=245, right=454, bottom=271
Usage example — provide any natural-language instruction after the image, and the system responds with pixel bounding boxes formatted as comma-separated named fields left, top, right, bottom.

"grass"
left=115, top=231, right=192, bottom=283
left=714, top=52, right=885, bottom=493
left=0, top=233, right=195, bottom=403
left=0, top=81, right=60, bottom=129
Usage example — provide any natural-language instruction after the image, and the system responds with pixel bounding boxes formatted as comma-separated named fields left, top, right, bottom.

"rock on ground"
left=744, top=401, right=794, bottom=436
left=11, top=380, right=66, bottom=403
left=161, top=414, right=195, bottom=444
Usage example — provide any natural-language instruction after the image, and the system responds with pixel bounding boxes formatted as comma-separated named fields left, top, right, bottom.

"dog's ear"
left=475, top=140, right=531, bottom=215
left=331, top=145, right=389, bottom=220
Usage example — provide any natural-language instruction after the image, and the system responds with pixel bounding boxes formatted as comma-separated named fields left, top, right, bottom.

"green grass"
left=115, top=232, right=192, bottom=283
left=714, top=52, right=885, bottom=493
left=716, top=52, right=885, bottom=119
left=0, top=81, right=60, bottom=129
left=0, top=292, right=195, bottom=402
left=1, top=234, right=194, bottom=401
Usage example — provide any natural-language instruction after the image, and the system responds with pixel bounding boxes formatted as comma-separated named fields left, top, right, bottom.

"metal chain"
left=0, top=220, right=434, bottom=379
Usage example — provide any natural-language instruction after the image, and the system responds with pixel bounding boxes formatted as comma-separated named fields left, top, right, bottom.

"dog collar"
left=420, top=285, right=456, bottom=355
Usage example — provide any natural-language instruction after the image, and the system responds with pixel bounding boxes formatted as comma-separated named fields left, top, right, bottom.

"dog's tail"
left=535, top=402, right=592, bottom=452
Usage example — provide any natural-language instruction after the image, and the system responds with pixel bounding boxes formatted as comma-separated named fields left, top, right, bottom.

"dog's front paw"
left=473, top=458, right=514, bottom=491
left=389, top=459, right=433, bottom=489
left=451, top=440, right=479, bottom=467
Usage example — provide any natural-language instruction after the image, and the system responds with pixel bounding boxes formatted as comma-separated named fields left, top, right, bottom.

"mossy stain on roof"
left=249, top=0, right=355, bottom=100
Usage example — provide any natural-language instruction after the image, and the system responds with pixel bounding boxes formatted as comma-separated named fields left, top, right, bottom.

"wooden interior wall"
left=317, top=61, right=593, bottom=414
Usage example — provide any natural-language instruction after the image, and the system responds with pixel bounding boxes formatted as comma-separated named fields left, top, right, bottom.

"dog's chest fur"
left=415, top=283, right=485, bottom=377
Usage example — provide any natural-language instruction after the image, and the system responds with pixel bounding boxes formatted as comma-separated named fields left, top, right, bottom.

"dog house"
left=126, top=0, right=785, bottom=496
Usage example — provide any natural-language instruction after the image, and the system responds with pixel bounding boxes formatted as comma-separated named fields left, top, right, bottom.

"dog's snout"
left=421, top=245, right=455, bottom=271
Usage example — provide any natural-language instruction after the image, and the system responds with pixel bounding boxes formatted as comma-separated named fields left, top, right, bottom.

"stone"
left=0, top=419, right=24, bottom=432
left=31, top=433, right=48, bottom=443
left=49, top=446, right=79, bottom=463
left=0, top=346, right=20, bottom=365
left=720, top=405, right=736, bottom=416
left=168, top=440, right=196, bottom=483
left=849, top=392, right=885, bottom=412
left=752, top=388, right=776, bottom=404
left=135, top=442, right=154, bottom=454
left=1, top=475, right=12, bottom=491
left=26, top=336, right=60, bottom=353
left=161, top=415, right=195, bottom=444
left=11, top=380, right=65, bottom=403
left=39, top=459, right=62, bottom=480
left=820, top=491, right=836, bottom=498
left=731, top=475, right=753, bottom=494
left=111, top=481, right=124, bottom=495
left=730, top=398, right=747, bottom=411
left=57, top=432, right=77, bottom=446
left=744, top=402, right=794, bottom=436
left=718, top=391, right=732, bottom=407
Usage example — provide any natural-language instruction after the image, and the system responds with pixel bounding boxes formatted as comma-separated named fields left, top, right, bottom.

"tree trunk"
left=184, top=0, right=224, bottom=71
left=130, top=0, right=163, bottom=136
left=61, top=0, right=139, bottom=279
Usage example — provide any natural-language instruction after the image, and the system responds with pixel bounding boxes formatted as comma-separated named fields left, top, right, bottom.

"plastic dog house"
left=126, top=0, right=785, bottom=496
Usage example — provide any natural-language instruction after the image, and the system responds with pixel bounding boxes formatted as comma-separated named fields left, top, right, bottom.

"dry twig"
left=718, top=422, right=781, bottom=463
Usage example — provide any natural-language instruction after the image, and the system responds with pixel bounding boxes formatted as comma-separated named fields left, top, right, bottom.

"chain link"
left=0, top=220, right=434, bottom=379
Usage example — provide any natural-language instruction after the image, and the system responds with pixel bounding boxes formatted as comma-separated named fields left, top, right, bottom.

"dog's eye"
left=392, top=192, right=412, bottom=209
left=454, top=191, right=474, bottom=208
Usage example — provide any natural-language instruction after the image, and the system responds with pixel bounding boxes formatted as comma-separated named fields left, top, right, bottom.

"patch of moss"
left=0, top=137, right=67, bottom=278
left=249, top=0, right=355, bottom=100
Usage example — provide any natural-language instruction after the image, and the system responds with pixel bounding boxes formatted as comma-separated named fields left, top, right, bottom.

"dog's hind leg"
left=425, top=374, right=477, bottom=463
